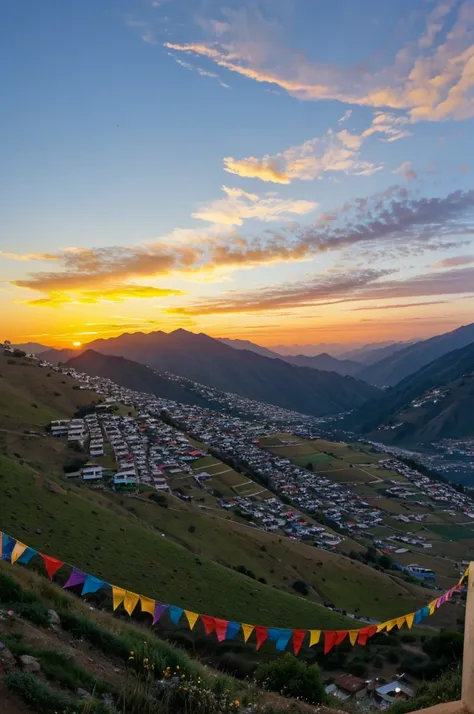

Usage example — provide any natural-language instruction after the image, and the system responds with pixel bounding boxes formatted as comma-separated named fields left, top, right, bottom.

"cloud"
left=192, top=185, right=318, bottom=226
left=347, top=300, right=448, bottom=311
left=23, top=285, right=183, bottom=307
left=223, top=114, right=393, bottom=185
left=165, top=1, right=474, bottom=121
left=433, top=254, right=474, bottom=267
left=393, top=161, right=418, bottom=181
left=13, top=186, right=474, bottom=307
left=169, top=266, right=474, bottom=316
left=167, top=52, right=229, bottom=88
left=0, top=251, right=60, bottom=261
left=338, top=110, right=353, bottom=123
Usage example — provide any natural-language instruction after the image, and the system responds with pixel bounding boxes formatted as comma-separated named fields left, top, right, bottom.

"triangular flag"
left=255, top=626, right=268, bottom=650
left=292, top=630, right=306, bottom=655
left=335, top=631, right=348, bottom=646
left=124, top=591, right=139, bottom=616
left=428, top=600, right=437, bottom=616
left=324, top=631, right=337, bottom=654
left=184, top=610, right=199, bottom=630
left=140, top=596, right=155, bottom=617
left=41, top=554, right=64, bottom=580
left=241, top=624, right=254, bottom=643
left=396, top=616, right=406, bottom=629
left=275, top=630, right=292, bottom=652
left=405, top=613, right=415, bottom=630
left=201, top=615, right=216, bottom=635
left=358, top=626, right=377, bottom=646
left=168, top=606, right=183, bottom=625
left=2, top=535, right=16, bottom=563
left=112, top=586, right=126, bottom=610
left=153, top=602, right=168, bottom=625
left=214, top=618, right=229, bottom=642
left=386, top=619, right=397, bottom=632
left=82, top=575, right=106, bottom=596
left=309, top=630, right=321, bottom=647
left=376, top=622, right=388, bottom=633
left=436, top=594, right=447, bottom=609
left=11, top=542, right=28, bottom=564
left=17, top=547, right=37, bottom=565
left=226, top=621, right=240, bottom=640
left=414, top=610, right=424, bottom=625
left=64, top=568, right=86, bottom=590
left=349, top=630, right=359, bottom=646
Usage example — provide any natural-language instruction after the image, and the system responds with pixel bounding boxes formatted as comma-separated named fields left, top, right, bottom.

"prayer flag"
left=64, top=568, right=86, bottom=590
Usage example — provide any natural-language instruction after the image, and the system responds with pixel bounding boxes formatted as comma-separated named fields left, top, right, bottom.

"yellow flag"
left=112, top=586, right=126, bottom=611
left=376, top=622, right=388, bottom=633
left=309, top=630, right=321, bottom=647
left=396, top=616, right=406, bottom=629
left=11, top=541, right=27, bottom=564
left=124, top=591, right=140, bottom=616
left=428, top=600, right=437, bottom=616
left=140, top=596, right=155, bottom=616
left=405, top=613, right=415, bottom=630
left=349, top=630, right=359, bottom=646
left=184, top=610, right=199, bottom=630
left=241, top=624, right=254, bottom=643
left=386, top=619, right=397, bottom=632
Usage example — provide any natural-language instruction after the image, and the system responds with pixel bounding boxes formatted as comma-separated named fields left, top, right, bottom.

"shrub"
left=10, top=601, right=50, bottom=626
left=254, top=653, right=326, bottom=705
left=59, top=611, right=131, bottom=660
left=292, top=579, right=309, bottom=596
left=4, top=670, right=81, bottom=714
left=391, top=668, right=461, bottom=714
left=38, top=647, right=112, bottom=696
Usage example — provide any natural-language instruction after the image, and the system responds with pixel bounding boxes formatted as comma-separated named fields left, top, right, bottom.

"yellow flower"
left=234, top=700, right=240, bottom=707
left=130, top=651, right=134, bottom=655
left=176, top=665, right=180, bottom=669
left=143, top=658, right=149, bottom=663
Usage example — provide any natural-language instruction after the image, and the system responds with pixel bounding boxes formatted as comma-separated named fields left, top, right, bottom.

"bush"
left=37, top=647, right=112, bottom=696
left=10, top=601, right=50, bottom=627
left=292, top=580, right=309, bottom=596
left=255, top=653, right=326, bottom=705
left=4, top=670, right=81, bottom=714
left=59, top=611, right=131, bottom=660
left=0, top=572, right=50, bottom=625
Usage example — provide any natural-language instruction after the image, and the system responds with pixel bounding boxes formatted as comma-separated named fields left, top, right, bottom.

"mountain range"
left=40, top=329, right=379, bottom=417
left=218, top=337, right=361, bottom=375
left=356, top=323, right=474, bottom=386
left=346, top=340, right=474, bottom=445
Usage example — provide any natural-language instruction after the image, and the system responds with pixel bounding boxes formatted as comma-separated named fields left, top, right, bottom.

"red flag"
left=292, top=629, right=306, bottom=655
left=358, top=626, right=377, bottom=646
left=201, top=615, right=216, bottom=636
left=214, top=618, right=229, bottom=642
left=335, top=630, right=348, bottom=646
left=255, top=626, right=268, bottom=650
left=41, top=554, right=64, bottom=580
left=324, top=631, right=337, bottom=654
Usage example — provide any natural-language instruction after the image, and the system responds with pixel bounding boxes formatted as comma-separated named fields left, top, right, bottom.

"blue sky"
left=1, top=0, right=474, bottom=347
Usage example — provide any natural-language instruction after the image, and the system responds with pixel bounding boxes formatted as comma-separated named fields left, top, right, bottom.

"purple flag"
left=63, top=568, right=86, bottom=589
left=152, top=601, right=168, bottom=625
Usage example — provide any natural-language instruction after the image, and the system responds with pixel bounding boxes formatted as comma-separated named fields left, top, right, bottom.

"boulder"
left=20, top=654, right=41, bottom=673
left=48, top=609, right=61, bottom=625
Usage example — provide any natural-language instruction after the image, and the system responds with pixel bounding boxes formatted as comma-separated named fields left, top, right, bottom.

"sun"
left=72, top=341, right=82, bottom=348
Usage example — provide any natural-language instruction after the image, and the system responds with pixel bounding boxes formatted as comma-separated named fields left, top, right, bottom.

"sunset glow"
left=1, top=1, right=474, bottom=349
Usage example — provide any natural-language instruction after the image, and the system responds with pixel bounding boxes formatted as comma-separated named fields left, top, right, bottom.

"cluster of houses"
left=41, top=358, right=474, bottom=577
left=326, top=673, right=414, bottom=709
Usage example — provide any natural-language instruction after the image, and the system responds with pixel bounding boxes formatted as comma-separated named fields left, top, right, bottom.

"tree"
left=255, top=654, right=326, bottom=705
left=379, top=554, right=393, bottom=570
left=292, top=579, right=309, bottom=596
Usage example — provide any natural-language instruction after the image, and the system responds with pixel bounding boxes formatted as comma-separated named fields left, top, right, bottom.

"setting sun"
left=72, top=341, right=82, bottom=348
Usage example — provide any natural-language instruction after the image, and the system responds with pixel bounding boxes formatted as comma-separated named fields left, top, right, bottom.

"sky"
left=1, top=0, right=474, bottom=349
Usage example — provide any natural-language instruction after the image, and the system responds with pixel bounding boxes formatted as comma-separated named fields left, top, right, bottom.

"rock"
left=20, top=654, right=41, bottom=673
left=0, top=642, right=15, bottom=670
left=48, top=609, right=61, bottom=625
left=77, top=688, right=92, bottom=700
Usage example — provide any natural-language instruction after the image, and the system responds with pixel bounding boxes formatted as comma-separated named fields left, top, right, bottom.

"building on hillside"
left=113, top=469, right=137, bottom=492
left=326, top=674, right=367, bottom=701
left=373, top=681, right=414, bottom=708
left=81, top=464, right=104, bottom=481
left=50, top=419, right=70, bottom=436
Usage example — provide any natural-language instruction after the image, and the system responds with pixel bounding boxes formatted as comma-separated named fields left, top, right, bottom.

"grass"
left=0, top=454, right=355, bottom=629
left=292, top=454, right=334, bottom=466
left=427, top=524, right=474, bottom=541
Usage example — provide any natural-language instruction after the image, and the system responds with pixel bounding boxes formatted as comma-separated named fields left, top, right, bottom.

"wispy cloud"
left=167, top=52, right=229, bottom=88
left=192, top=186, right=317, bottom=226
left=222, top=113, right=398, bottom=185
left=433, top=254, right=474, bottom=268
left=165, top=1, right=474, bottom=121
left=0, top=251, right=60, bottom=261
left=23, top=285, right=183, bottom=308
left=393, top=161, right=418, bottom=181
left=168, top=266, right=474, bottom=316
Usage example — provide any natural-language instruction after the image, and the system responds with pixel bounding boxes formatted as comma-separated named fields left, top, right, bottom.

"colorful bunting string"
left=0, top=528, right=469, bottom=656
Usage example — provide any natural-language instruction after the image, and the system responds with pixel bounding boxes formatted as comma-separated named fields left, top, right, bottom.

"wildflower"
left=143, top=657, right=149, bottom=663
left=130, top=650, right=134, bottom=655
left=234, top=700, right=240, bottom=707
left=176, top=665, right=180, bottom=669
